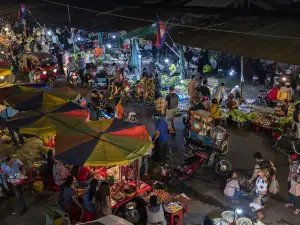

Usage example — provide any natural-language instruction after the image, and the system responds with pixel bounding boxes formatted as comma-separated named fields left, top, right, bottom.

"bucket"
left=33, top=181, right=44, bottom=192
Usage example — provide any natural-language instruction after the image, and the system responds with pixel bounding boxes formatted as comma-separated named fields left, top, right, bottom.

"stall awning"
left=170, top=18, right=300, bottom=64
left=122, top=25, right=157, bottom=39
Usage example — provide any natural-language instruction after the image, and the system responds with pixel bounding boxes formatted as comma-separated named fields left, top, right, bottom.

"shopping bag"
left=268, top=180, right=279, bottom=194
left=290, top=180, right=300, bottom=197
left=249, top=197, right=263, bottom=211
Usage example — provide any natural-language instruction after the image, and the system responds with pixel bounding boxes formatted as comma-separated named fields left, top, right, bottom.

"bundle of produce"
left=107, top=166, right=120, bottom=181
left=174, top=84, right=189, bottom=99
left=253, top=115, right=276, bottom=127
left=10, top=137, right=43, bottom=162
left=275, top=116, right=293, bottom=131
left=145, top=78, right=155, bottom=103
left=228, top=110, right=256, bottom=123
left=160, top=90, right=168, bottom=97
left=160, top=74, right=168, bottom=87
left=154, top=97, right=166, bottom=113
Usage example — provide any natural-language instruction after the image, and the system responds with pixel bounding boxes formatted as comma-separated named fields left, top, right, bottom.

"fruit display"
left=275, top=116, right=293, bottom=130
left=123, top=184, right=137, bottom=197
left=253, top=115, right=276, bottom=127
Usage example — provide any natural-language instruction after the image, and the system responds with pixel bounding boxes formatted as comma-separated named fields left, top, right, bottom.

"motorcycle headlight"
left=43, top=71, right=47, bottom=75
left=53, top=69, right=57, bottom=73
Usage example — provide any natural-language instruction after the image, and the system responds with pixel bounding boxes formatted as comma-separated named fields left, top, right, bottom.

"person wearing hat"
left=1, top=155, right=27, bottom=215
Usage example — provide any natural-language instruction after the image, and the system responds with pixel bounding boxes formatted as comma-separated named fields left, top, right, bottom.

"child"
left=224, top=171, right=243, bottom=203
left=286, top=174, right=300, bottom=214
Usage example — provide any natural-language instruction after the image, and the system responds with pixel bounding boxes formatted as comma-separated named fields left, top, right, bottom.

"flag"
left=17, top=4, right=26, bottom=20
left=156, top=15, right=166, bottom=49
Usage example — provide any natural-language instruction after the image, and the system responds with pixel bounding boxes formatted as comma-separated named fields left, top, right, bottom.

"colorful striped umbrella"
left=6, top=101, right=89, bottom=131
left=4, top=87, right=80, bottom=111
left=55, top=118, right=152, bottom=166
left=0, top=85, right=37, bottom=105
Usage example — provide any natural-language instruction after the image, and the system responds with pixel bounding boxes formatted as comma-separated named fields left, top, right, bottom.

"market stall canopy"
left=81, top=215, right=133, bottom=225
left=122, top=25, right=157, bottom=39
left=170, top=17, right=300, bottom=64
left=6, top=101, right=88, bottom=130
left=55, top=118, right=152, bottom=166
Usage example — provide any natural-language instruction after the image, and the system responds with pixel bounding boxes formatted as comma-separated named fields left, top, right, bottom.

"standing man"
left=152, top=114, right=169, bottom=162
left=66, top=57, right=76, bottom=84
left=76, top=54, right=85, bottom=86
left=1, top=155, right=27, bottom=215
left=164, top=86, right=178, bottom=135
left=188, top=75, right=198, bottom=102
left=214, top=82, right=226, bottom=103
left=1, top=105, right=24, bottom=147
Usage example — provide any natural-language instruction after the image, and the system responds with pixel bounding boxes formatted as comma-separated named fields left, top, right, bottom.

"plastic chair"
left=169, top=209, right=183, bottom=225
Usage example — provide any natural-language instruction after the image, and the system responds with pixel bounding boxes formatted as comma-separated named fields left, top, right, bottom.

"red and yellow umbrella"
left=55, top=118, right=152, bottom=166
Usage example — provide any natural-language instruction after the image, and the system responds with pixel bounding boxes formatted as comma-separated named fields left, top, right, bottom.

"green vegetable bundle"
left=229, top=110, right=256, bottom=123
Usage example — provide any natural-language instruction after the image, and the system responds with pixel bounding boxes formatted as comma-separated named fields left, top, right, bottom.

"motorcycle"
left=252, top=73, right=259, bottom=86
left=68, top=71, right=78, bottom=88
left=273, top=126, right=300, bottom=157
left=161, top=135, right=231, bottom=187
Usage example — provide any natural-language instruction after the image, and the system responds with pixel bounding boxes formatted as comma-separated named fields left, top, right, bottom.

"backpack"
left=258, top=159, right=275, bottom=176
left=293, top=103, right=300, bottom=123
left=168, top=94, right=179, bottom=109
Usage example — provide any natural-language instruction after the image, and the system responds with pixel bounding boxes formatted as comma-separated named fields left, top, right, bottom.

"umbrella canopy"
left=55, top=118, right=152, bottom=166
left=0, top=68, right=12, bottom=77
left=4, top=88, right=79, bottom=111
left=6, top=101, right=89, bottom=131
left=0, top=85, right=37, bottom=105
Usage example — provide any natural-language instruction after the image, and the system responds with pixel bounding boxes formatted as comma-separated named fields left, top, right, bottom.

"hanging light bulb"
left=47, top=30, right=52, bottom=35
left=77, top=37, right=81, bottom=41
left=107, top=44, right=112, bottom=48
left=164, top=58, right=169, bottom=63
left=138, top=54, right=142, bottom=59
left=112, top=34, right=116, bottom=39
left=4, top=27, right=9, bottom=32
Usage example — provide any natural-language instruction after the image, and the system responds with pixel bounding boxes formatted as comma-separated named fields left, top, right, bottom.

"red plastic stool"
left=169, top=210, right=183, bottom=225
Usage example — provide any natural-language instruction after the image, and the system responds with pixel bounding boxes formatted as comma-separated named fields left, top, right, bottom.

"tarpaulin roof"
left=170, top=17, right=300, bottom=64
left=55, top=118, right=152, bottom=166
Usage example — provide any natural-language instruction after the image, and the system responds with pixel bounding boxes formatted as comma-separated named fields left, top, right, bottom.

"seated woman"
left=146, top=195, right=166, bottom=225
left=82, top=179, right=98, bottom=222
left=224, top=171, right=243, bottom=203
left=227, top=93, right=237, bottom=110
left=63, top=176, right=84, bottom=222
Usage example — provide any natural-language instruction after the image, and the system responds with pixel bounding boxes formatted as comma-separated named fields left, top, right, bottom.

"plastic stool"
left=169, top=210, right=183, bottom=225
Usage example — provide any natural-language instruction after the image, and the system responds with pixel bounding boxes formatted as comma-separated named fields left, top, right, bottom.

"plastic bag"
left=268, top=180, right=279, bottom=194
left=249, top=197, right=263, bottom=211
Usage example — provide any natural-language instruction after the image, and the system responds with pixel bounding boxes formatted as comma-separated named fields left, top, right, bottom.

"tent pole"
left=165, top=43, right=180, bottom=58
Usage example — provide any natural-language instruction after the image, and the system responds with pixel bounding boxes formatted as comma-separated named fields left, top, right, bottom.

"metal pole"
left=240, top=56, right=244, bottom=96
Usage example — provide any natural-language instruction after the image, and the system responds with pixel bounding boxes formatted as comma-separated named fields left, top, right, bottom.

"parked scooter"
left=273, top=125, right=300, bottom=157
left=68, top=71, right=78, bottom=88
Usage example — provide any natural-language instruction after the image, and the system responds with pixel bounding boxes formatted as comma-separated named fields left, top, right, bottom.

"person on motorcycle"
left=152, top=113, right=168, bottom=162
left=266, top=85, right=278, bottom=102
left=126, top=112, right=138, bottom=123
left=67, top=57, right=76, bottom=84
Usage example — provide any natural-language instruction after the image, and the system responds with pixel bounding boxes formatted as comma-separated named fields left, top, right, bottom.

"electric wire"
left=42, top=0, right=300, bottom=41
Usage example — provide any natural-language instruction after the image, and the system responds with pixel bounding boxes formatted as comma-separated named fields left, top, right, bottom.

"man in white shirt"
left=214, top=83, right=226, bottom=103
left=224, top=171, right=242, bottom=203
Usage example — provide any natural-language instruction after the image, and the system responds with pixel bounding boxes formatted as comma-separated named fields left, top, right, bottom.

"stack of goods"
left=154, top=97, right=166, bottom=113
left=107, top=166, right=120, bottom=182
left=143, top=190, right=189, bottom=205
left=110, top=180, right=149, bottom=202
left=253, top=115, right=276, bottom=127
left=145, top=78, right=155, bottom=104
